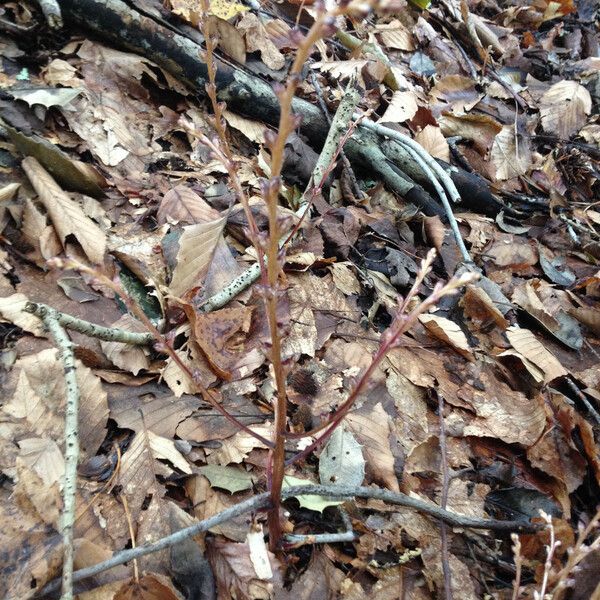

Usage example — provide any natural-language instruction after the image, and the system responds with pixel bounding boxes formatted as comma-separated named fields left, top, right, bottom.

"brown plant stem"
left=262, top=8, right=345, bottom=551
left=47, top=258, right=273, bottom=449
left=285, top=253, right=478, bottom=467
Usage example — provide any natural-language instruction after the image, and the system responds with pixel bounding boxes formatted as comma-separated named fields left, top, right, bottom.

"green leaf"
left=408, top=0, right=431, bottom=9
left=116, top=265, right=162, bottom=324
left=199, top=465, right=255, bottom=494
left=282, top=475, right=343, bottom=513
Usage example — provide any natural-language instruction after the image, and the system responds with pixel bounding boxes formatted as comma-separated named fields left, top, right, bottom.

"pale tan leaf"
left=22, top=197, right=62, bottom=260
left=570, top=306, right=600, bottom=336
left=414, top=125, right=450, bottom=162
left=4, top=369, right=62, bottom=438
left=329, top=262, right=361, bottom=295
left=491, top=125, right=532, bottom=180
left=187, top=475, right=254, bottom=541
left=376, top=19, right=415, bottom=50
left=110, top=384, right=200, bottom=437
left=506, top=326, right=568, bottom=383
left=311, top=59, right=369, bottom=81
left=118, top=431, right=166, bottom=524
left=100, top=314, right=150, bottom=375
left=0, top=498, right=64, bottom=598
left=205, top=424, right=271, bottom=465
left=17, top=437, right=64, bottom=487
left=380, top=90, right=419, bottom=124
left=346, top=403, right=399, bottom=492
left=208, top=15, right=246, bottom=64
left=21, top=157, right=106, bottom=263
left=366, top=270, right=398, bottom=309
left=430, top=75, right=482, bottom=112
left=247, top=525, right=273, bottom=580
left=114, top=573, right=183, bottom=600
left=4, top=349, right=109, bottom=458
left=169, top=217, right=227, bottom=297
left=207, top=537, right=283, bottom=599
left=422, top=215, right=446, bottom=252
left=14, top=460, right=62, bottom=526
left=224, top=110, right=269, bottom=145
left=0, top=182, right=20, bottom=202
left=161, top=348, right=198, bottom=397
left=148, top=431, right=192, bottom=474
left=0, top=292, right=45, bottom=336
left=439, top=113, right=502, bottom=154
left=540, top=80, right=592, bottom=139
left=497, top=349, right=545, bottom=383
left=419, top=313, right=474, bottom=360
left=237, top=12, right=284, bottom=70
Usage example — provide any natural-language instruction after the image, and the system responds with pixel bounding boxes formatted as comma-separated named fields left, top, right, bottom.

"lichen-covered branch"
left=39, top=307, right=79, bottom=600
left=24, top=302, right=154, bottom=345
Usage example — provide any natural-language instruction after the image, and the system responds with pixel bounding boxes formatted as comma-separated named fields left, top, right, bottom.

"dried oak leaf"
left=207, top=537, right=283, bottom=600
left=114, top=573, right=183, bottom=600
left=540, top=80, right=592, bottom=139
left=21, top=157, right=106, bottom=264
left=184, top=305, right=253, bottom=380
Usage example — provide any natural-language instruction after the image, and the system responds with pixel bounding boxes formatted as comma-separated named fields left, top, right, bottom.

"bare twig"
left=35, top=0, right=63, bottom=28
left=438, top=393, right=453, bottom=600
left=355, top=117, right=472, bottom=264
left=310, top=71, right=364, bottom=201
left=39, top=306, right=79, bottom=600
left=285, top=507, right=356, bottom=548
left=37, top=484, right=538, bottom=597
left=24, top=302, right=154, bottom=345
left=565, top=377, right=600, bottom=426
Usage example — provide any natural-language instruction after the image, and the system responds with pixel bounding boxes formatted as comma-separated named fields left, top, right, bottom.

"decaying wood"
left=56, top=0, right=501, bottom=219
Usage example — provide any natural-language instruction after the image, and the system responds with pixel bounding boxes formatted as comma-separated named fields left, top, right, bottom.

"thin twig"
left=438, top=393, right=453, bottom=600
left=284, top=507, right=356, bottom=547
left=284, top=530, right=357, bottom=547
left=24, top=302, right=154, bottom=345
left=35, top=0, right=63, bottom=28
left=355, top=116, right=472, bottom=264
left=37, top=483, right=539, bottom=597
left=565, top=377, right=600, bottom=426
left=199, top=77, right=362, bottom=314
left=39, top=307, right=79, bottom=600
left=310, top=71, right=364, bottom=200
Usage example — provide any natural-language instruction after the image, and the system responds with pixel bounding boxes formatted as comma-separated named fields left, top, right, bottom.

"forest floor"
left=0, top=0, right=599, bottom=598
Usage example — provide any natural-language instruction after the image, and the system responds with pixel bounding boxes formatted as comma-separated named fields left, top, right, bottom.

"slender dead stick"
left=37, top=484, right=539, bottom=597
left=24, top=302, right=154, bottom=345
left=39, top=306, right=79, bottom=600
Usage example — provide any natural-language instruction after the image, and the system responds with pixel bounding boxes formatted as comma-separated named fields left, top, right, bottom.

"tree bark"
left=56, top=0, right=500, bottom=218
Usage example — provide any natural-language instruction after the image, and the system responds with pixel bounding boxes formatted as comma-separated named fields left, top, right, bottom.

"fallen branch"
left=200, top=79, right=361, bottom=313
left=37, top=483, right=539, bottom=597
left=355, top=117, right=472, bottom=264
left=54, top=0, right=500, bottom=220
left=24, top=302, right=154, bottom=345
left=38, top=306, right=79, bottom=600
left=35, top=0, right=62, bottom=28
